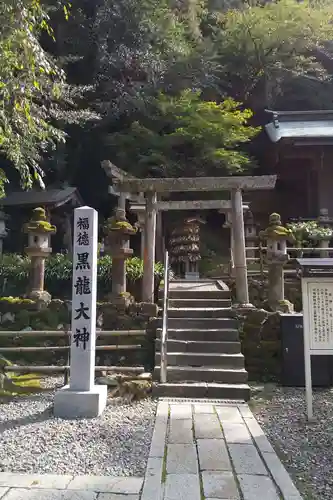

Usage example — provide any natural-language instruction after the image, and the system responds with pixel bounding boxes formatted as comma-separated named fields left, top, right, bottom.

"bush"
left=0, top=254, right=164, bottom=300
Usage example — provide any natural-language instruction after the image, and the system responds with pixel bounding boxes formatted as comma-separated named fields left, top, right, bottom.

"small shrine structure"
left=249, top=109, right=333, bottom=225
left=1, top=187, right=83, bottom=253
left=169, top=216, right=205, bottom=280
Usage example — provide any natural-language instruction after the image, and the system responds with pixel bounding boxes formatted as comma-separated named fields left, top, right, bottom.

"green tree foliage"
left=108, top=90, right=259, bottom=177
left=6, top=0, right=333, bottom=203
left=42, top=0, right=219, bottom=200
left=89, top=0, right=209, bottom=121
left=56, top=0, right=258, bottom=181
left=205, top=0, right=333, bottom=109
left=0, top=0, right=70, bottom=193
left=0, top=253, right=164, bottom=299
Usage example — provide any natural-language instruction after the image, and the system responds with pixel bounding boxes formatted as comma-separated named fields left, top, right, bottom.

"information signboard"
left=297, top=258, right=333, bottom=420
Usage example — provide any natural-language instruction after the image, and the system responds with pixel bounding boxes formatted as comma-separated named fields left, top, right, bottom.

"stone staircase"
left=153, top=280, right=250, bottom=400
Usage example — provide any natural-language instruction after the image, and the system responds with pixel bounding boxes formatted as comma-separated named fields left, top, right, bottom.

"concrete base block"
left=53, top=384, right=108, bottom=419
left=185, top=272, right=200, bottom=281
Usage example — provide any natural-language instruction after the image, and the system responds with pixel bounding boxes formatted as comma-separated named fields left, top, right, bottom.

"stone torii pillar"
left=130, top=199, right=164, bottom=263
left=231, top=188, right=251, bottom=306
left=129, top=201, right=147, bottom=260
left=221, top=204, right=249, bottom=279
left=142, top=192, right=157, bottom=302
left=138, top=212, right=146, bottom=260
left=155, top=210, right=164, bottom=263
left=0, top=209, right=8, bottom=256
left=222, top=211, right=235, bottom=277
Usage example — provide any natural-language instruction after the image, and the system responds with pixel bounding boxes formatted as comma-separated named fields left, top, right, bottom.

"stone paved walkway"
left=0, top=399, right=303, bottom=500
left=0, top=474, right=143, bottom=499
left=141, top=398, right=303, bottom=500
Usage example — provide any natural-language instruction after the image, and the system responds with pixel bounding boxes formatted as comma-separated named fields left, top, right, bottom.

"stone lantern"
left=23, top=207, right=56, bottom=302
left=105, top=207, right=137, bottom=303
left=316, top=208, right=333, bottom=258
left=318, top=207, right=332, bottom=227
left=0, top=208, right=8, bottom=256
left=260, top=213, right=295, bottom=311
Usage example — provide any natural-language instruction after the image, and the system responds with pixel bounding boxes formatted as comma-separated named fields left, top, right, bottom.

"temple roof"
left=265, top=110, right=333, bottom=144
left=0, top=187, right=83, bottom=208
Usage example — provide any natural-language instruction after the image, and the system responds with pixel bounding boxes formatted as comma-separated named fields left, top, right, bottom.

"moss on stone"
left=260, top=212, right=295, bottom=241
left=236, top=307, right=282, bottom=381
left=0, top=297, right=155, bottom=368
left=23, top=207, right=56, bottom=234
left=105, top=217, right=137, bottom=234
left=0, top=297, right=37, bottom=313
left=0, top=297, right=35, bottom=305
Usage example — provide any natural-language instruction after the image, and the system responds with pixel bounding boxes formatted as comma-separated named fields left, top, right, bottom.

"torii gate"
left=102, top=161, right=276, bottom=306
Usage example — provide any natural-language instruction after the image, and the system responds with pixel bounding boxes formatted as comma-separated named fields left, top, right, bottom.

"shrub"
left=0, top=253, right=164, bottom=300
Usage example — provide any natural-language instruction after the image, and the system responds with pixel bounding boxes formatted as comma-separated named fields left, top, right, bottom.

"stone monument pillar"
left=54, top=206, right=107, bottom=418
left=23, top=207, right=56, bottom=303
left=105, top=204, right=136, bottom=303
left=260, top=213, right=294, bottom=312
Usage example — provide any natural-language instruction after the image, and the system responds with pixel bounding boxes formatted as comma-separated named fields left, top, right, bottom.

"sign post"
left=54, top=206, right=107, bottom=418
left=297, top=258, right=333, bottom=421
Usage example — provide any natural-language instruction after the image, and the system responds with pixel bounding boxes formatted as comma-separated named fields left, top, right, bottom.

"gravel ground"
left=251, top=384, right=333, bottom=500
left=0, top=376, right=157, bottom=477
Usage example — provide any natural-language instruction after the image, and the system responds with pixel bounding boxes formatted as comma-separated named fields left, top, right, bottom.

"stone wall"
left=225, top=275, right=301, bottom=381
left=237, top=308, right=282, bottom=381
left=0, top=297, right=153, bottom=369
left=0, top=298, right=70, bottom=331
left=226, top=276, right=302, bottom=312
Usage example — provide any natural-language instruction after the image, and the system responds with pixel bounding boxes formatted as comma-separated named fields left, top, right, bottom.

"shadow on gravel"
left=0, top=406, right=52, bottom=431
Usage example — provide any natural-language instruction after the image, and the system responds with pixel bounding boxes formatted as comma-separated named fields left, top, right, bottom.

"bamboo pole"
left=4, top=365, right=145, bottom=374
left=0, top=344, right=142, bottom=353
left=0, top=330, right=145, bottom=338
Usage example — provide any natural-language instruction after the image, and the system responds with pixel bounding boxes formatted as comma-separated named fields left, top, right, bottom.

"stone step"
left=159, top=289, right=230, bottom=300
left=156, top=328, right=240, bottom=342
left=153, top=366, right=248, bottom=384
left=167, top=298, right=232, bottom=309
left=153, top=382, right=250, bottom=401
left=155, top=352, right=244, bottom=368
left=155, top=339, right=241, bottom=354
left=167, top=307, right=234, bottom=319
left=162, top=317, right=238, bottom=329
